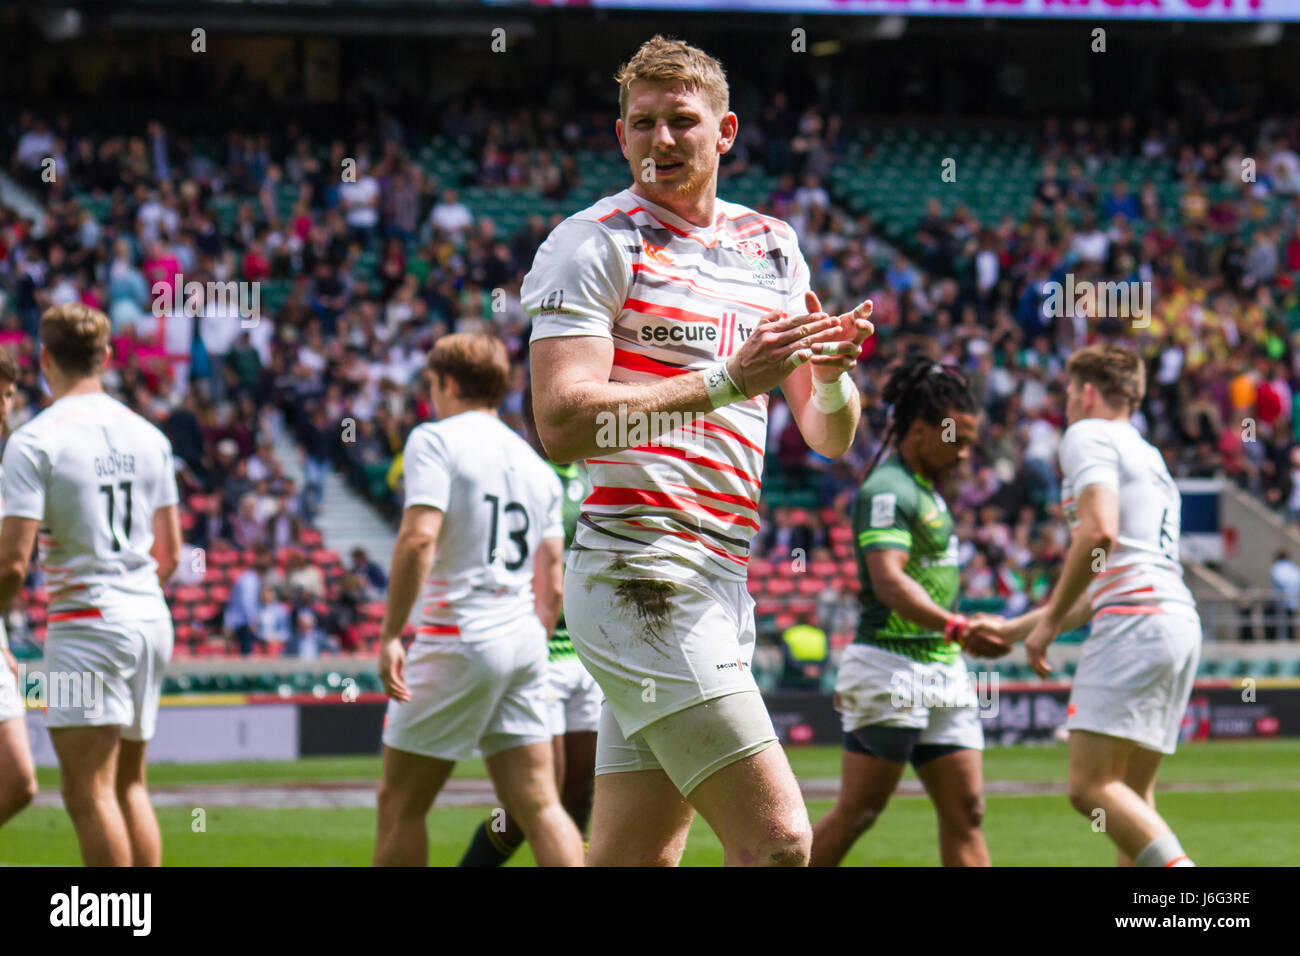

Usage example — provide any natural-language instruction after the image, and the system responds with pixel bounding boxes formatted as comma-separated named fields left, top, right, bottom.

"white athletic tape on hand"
left=790, top=349, right=813, bottom=368
left=703, top=361, right=747, bottom=409
left=816, top=341, right=856, bottom=357
left=811, top=371, right=855, bottom=414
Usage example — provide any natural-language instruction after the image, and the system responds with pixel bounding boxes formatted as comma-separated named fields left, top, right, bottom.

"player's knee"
left=376, top=781, right=425, bottom=822
left=1066, top=780, right=1096, bottom=816
left=841, top=798, right=886, bottom=835
left=756, top=819, right=812, bottom=867
left=943, top=793, right=984, bottom=831
left=3, top=773, right=36, bottom=813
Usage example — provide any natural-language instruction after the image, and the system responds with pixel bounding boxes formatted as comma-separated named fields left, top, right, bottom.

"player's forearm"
left=537, top=374, right=715, bottom=463
left=380, top=535, right=435, bottom=639
left=1046, top=530, right=1109, bottom=629
left=792, top=380, right=860, bottom=458
left=878, top=571, right=959, bottom=634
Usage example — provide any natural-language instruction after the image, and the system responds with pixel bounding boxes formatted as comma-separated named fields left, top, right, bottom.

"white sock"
left=1135, top=832, right=1194, bottom=867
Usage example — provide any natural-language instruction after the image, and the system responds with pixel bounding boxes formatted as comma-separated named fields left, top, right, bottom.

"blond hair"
left=1066, top=343, right=1146, bottom=413
left=615, top=35, right=729, bottom=120
left=39, top=302, right=111, bottom=379
left=427, top=333, right=510, bottom=407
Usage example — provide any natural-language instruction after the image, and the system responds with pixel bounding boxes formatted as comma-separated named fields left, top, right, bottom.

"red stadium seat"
left=829, top=526, right=853, bottom=546
left=312, top=549, right=341, bottom=567
left=840, top=560, right=858, bottom=578
left=788, top=599, right=815, bottom=617
left=774, top=613, right=796, bottom=632
left=364, top=601, right=386, bottom=622
left=208, top=549, right=239, bottom=568
left=193, top=602, right=221, bottom=623
left=27, top=606, right=47, bottom=626
left=748, top=558, right=774, bottom=579
left=766, top=578, right=794, bottom=597
left=745, top=575, right=764, bottom=595
left=187, top=494, right=210, bottom=513
left=831, top=631, right=853, bottom=649
left=179, top=512, right=195, bottom=532
left=171, top=604, right=190, bottom=623
left=175, top=586, right=206, bottom=605
left=299, top=529, right=323, bottom=548
left=810, top=560, right=839, bottom=579
left=208, top=586, right=232, bottom=605
left=843, top=575, right=861, bottom=593
left=796, top=577, right=823, bottom=596
left=755, top=599, right=782, bottom=617
left=174, top=624, right=196, bottom=644
left=774, top=561, right=799, bottom=579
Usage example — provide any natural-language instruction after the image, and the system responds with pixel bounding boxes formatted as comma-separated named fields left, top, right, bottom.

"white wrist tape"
left=811, top=372, right=855, bottom=414
left=702, top=362, right=747, bottom=409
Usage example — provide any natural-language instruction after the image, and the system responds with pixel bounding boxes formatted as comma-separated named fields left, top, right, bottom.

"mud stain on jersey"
left=609, top=556, right=676, bottom=656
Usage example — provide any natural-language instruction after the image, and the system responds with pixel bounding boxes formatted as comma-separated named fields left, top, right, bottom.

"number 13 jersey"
left=1058, top=417, right=1196, bottom=618
left=402, top=410, right=564, bottom=641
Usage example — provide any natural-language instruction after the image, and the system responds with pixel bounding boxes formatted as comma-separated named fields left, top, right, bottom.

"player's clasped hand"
left=803, top=292, right=875, bottom=382
left=379, top=636, right=411, bottom=703
left=723, top=305, right=842, bottom=398
left=961, top=613, right=1013, bottom=659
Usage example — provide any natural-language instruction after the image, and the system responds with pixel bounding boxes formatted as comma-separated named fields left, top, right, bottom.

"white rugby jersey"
left=1058, top=417, right=1196, bottom=618
left=403, top=410, right=564, bottom=639
left=0, top=463, right=6, bottom=650
left=523, top=188, right=812, bottom=581
left=2, top=392, right=179, bottom=624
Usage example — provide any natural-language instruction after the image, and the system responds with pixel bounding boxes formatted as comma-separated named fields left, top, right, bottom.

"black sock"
left=458, top=819, right=524, bottom=867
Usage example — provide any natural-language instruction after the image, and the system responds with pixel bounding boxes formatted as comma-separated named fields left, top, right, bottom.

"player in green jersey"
left=811, top=354, right=1008, bottom=867
left=459, top=397, right=600, bottom=866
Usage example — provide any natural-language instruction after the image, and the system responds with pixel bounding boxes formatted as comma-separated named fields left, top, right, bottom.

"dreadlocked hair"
left=864, top=353, right=978, bottom=479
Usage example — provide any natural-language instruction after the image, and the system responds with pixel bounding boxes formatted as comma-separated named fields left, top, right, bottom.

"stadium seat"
left=175, top=586, right=206, bottom=605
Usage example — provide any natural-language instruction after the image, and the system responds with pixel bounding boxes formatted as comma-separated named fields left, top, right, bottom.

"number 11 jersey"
left=402, top=410, right=564, bottom=641
left=2, top=392, right=179, bottom=624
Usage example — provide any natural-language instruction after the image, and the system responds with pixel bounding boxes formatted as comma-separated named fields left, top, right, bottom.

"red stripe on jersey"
left=624, top=297, right=721, bottom=326
left=598, top=205, right=643, bottom=223
left=1094, top=605, right=1164, bottom=616
left=682, top=418, right=765, bottom=455
left=586, top=486, right=759, bottom=529
left=1109, top=586, right=1157, bottom=599
left=626, top=443, right=760, bottom=487
left=661, top=480, right=759, bottom=513
left=49, top=608, right=104, bottom=622
left=611, top=348, right=689, bottom=378
left=417, top=624, right=461, bottom=636
left=624, top=519, right=748, bottom=566
left=631, top=263, right=773, bottom=315
left=637, top=210, right=717, bottom=249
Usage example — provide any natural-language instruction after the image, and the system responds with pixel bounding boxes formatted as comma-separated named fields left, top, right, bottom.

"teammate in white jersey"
left=373, top=334, right=583, bottom=866
left=0, top=304, right=181, bottom=866
left=978, top=344, right=1200, bottom=866
left=0, top=348, right=38, bottom=830
left=527, top=36, right=873, bottom=866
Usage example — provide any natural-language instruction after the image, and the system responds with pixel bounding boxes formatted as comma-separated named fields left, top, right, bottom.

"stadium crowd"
left=5, top=88, right=1300, bottom=658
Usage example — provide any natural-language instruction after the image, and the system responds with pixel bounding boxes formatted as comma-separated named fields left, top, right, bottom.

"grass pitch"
left=3, top=740, right=1296, bottom=866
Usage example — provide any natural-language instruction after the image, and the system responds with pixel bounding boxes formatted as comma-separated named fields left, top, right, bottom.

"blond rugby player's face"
left=617, top=81, right=735, bottom=211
